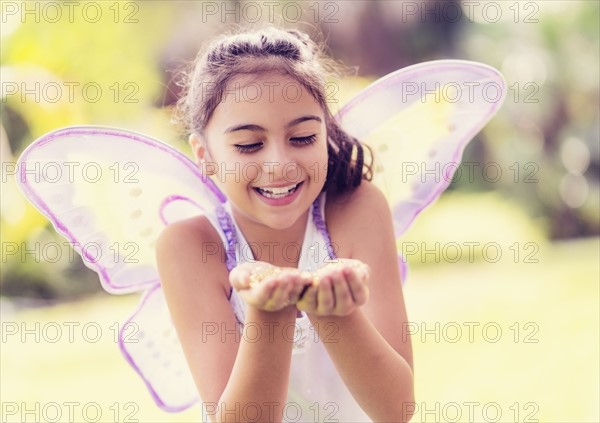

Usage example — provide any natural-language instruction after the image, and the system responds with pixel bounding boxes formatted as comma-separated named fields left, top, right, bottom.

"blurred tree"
left=1, top=1, right=174, bottom=298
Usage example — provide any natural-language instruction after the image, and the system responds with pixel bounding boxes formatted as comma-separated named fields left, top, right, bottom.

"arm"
left=220, top=306, right=298, bottom=422
left=309, top=309, right=414, bottom=422
left=155, top=218, right=297, bottom=423
left=313, top=181, right=415, bottom=422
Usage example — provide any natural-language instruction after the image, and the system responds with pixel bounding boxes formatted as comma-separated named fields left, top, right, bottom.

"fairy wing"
left=336, top=60, right=506, bottom=239
left=15, top=126, right=226, bottom=410
left=15, top=126, right=226, bottom=293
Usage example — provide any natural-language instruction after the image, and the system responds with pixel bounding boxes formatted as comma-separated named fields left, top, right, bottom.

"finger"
left=357, top=262, right=371, bottom=282
left=287, top=272, right=309, bottom=304
left=296, top=285, right=318, bottom=312
left=297, top=284, right=310, bottom=301
left=264, top=275, right=294, bottom=311
left=332, top=269, right=354, bottom=315
left=236, top=276, right=274, bottom=308
left=340, top=258, right=368, bottom=279
left=344, top=265, right=370, bottom=305
left=230, top=266, right=251, bottom=291
left=253, top=279, right=278, bottom=306
left=276, top=271, right=299, bottom=305
left=316, top=277, right=335, bottom=315
left=296, top=271, right=314, bottom=299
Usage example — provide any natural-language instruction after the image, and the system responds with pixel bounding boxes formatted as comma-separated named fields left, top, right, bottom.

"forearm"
left=216, top=305, right=297, bottom=423
left=309, top=308, right=415, bottom=422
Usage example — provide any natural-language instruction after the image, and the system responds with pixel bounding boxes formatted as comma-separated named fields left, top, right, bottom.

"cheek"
left=282, top=163, right=303, bottom=182
left=319, top=142, right=329, bottom=173
left=304, top=146, right=329, bottom=185
left=241, top=161, right=262, bottom=182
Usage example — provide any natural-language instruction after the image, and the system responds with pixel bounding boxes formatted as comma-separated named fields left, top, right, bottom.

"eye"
left=291, top=134, right=317, bottom=145
left=234, top=142, right=262, bottom=153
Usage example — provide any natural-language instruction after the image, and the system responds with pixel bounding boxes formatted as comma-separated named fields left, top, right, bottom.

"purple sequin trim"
left=312, top=194, right=337, bottom=260
left=215, top=205, right=238, bottom=272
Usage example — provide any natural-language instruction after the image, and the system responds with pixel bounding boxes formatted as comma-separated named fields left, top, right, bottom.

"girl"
left=155, top=27, right=414, bottom=423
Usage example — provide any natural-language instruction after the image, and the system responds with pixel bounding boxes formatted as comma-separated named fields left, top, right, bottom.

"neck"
left=231, top=208, right=310, bottom=268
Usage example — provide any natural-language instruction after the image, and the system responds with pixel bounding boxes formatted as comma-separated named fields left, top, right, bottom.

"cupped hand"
left=229, top=261, right=313, bottom=312
left=296, top=258, right=370, bottom=317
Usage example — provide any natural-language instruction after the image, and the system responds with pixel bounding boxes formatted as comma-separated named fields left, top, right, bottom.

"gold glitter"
left=312, top=275, right=320, bottom=287
left=300, top=271, right=312, bottom=279
left=248, top=260, right=366, bottom=290
left=249, top=266, right=282, bottom=288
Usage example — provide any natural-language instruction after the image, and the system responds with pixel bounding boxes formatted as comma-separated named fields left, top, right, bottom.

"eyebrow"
left=223, top=115, right=322, bottom=134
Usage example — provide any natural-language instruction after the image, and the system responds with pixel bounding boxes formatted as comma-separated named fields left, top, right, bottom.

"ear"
left=189, top=133, right=210, bottom=161
left=189, top=133, right=216, bottom=175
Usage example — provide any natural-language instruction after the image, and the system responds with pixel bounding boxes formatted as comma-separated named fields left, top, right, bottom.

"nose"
left=262, top=141, right=299, bottom=182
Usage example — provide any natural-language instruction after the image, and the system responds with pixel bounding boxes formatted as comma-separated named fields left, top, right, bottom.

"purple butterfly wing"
left=15, top=126, right=225, bottom=410
left=336, top=60, right=506, bottom=238
left=119, top=284, right=199, bottom=411
left=15, top=126, right=225, bottom=294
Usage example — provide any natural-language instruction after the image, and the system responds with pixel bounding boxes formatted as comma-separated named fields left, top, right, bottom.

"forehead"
left=226, top=71, right=310, bottom=96
left=207, top=72, right=324, bottom=130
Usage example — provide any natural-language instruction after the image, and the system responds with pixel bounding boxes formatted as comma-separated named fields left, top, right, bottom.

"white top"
left=205, top=192, right=372, bottom=423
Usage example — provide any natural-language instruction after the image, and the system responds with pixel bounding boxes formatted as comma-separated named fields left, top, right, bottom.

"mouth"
left=253, top=182, right=303, bottom=199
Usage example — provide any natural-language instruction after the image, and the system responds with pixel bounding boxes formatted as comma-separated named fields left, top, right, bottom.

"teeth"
left=262, top=184, right=297, bottom=194
left=256, top=183, right=300, bottom=198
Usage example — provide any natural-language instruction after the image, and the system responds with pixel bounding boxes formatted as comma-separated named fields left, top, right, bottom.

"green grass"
left=405, top=238, right=599, bottom=422
left=1, top=238, right=598, bottom=422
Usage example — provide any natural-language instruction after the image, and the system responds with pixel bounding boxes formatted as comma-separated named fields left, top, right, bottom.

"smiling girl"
left=155, top=27, right=414, bottom=423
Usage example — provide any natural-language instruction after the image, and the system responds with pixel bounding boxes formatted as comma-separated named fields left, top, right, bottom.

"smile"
left=254, top=182, right=302, bottom=199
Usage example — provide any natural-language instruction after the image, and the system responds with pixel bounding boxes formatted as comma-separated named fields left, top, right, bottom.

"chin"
left=260, top=212, right=305, bottom=231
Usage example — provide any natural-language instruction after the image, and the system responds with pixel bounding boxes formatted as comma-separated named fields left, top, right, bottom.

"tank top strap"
left=203, top=204, right=238, bottom=272
left=310, top=191, right=337, bottom=263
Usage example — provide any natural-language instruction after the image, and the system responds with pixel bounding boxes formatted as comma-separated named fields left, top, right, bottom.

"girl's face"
left=191, top=72, right=329, bottom=232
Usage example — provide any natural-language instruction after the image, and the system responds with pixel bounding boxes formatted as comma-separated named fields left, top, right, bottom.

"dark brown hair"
left=174, top=26, right=372, bottom=193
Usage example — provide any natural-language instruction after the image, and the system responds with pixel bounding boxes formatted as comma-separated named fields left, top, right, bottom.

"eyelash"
left=234, top=135, right=317, bottom=153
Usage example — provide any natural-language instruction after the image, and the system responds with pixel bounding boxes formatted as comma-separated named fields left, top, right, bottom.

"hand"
left=296, top=259, right=370, bottom=317
left=229, top=261, right=313, bottom=312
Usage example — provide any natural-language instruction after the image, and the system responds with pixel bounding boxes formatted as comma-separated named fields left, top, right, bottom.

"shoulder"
left=156, top=214, right=220, bottom=248
left=155, top=215, right=221, bottom=261
left=155, top=214, right=230, bottom=297
left=326, top=179, right=389, bottom=213
left=325, top=180, right=393, bottom=257
left=325, top=179, right=391, bottom=226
